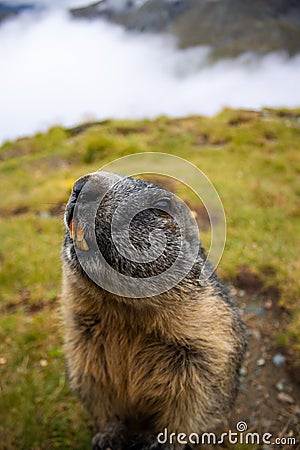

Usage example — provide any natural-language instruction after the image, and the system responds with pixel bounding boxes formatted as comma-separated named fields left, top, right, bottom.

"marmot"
left=61, top=170, right=246, bottom=450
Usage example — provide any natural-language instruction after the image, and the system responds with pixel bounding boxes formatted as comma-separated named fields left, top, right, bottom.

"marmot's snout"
left=63, top=171, right=199, bottom=284
left=64, top=171, right=123, bottom=230
left=64, top=175, right=89, bottom=230
left=64, top=171, right=126, bottom=255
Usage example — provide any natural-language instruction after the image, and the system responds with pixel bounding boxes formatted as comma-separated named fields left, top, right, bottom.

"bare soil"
left=226, top=280, right=300, bottom=449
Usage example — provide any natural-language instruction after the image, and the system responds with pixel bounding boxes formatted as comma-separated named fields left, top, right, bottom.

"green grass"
left=0, top=108, right=300, bottom=448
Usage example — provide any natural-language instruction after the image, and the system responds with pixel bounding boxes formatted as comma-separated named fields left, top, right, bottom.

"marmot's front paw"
left=92, top=432, right=124, bottom=450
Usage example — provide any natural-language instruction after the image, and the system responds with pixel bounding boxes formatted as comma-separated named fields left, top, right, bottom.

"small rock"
left=277, top=392, right=295, bottom=404
left=257, top=358, right=266, bottom=367
left=230, top=286, right=237, bottom=296
left=238, top=308, right=245, bottom=316
left=248, top=416, right=258, bottom=424
left=245, top=305, right=266, bottom=316
left=0, top=357, right=7, bottom=365
left=273, top=353, right=285, bottom=367
left=39, top=359, right=48, bottom=367
left=238, top=290, right=246, bottom=298
left=264, top=299, right=272, bottom=309
left=240, top=366, right=247, bottom=376
left=275, top=380, right=285, bottom=392
left=248, top=328, right=261, bottom=340
left=38, top=211, right=50, bottom=219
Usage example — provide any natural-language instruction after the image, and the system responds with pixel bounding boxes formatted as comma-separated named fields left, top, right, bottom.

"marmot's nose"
left=64, top=171, right=124, bottom=230
left=65, top=175, right=90, bottom=228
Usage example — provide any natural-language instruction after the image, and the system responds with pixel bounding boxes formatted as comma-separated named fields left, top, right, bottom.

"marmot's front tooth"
left=75, top=226, right=89, bottom=251
left=76, top=227, right=85, bottom=242
left=69, top=221, right=88, bottom=250
left=75, top=237, right=89, bottom=251
left=69, top=220, right=74, bottom=239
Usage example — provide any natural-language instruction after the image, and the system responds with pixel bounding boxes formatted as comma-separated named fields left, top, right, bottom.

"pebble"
left=264, top=299, right=272, bottom=310
left=257, top=358, right=266, bottom=367
left=238, top=308, right=245, bottom=316
left=240, top=366, right=248, bottom=376
left=245, top=305, right=266, bottom=316
left=38, top=211, right=51, bottom=218
left=238, top=290, right=246, bottom=298
left=39, top=359, right=48, bottom=367
left=248, top=328, right=261, bottom=340
left=275, top=380, right=285, bottom=392
left=0, top=357, right=7, bottom=365
left=249, top=416, right=257, bottom=424
left=272, top=353, right=285, bottom=367
left=230, top=286, right=238, bottom=296
left=277, top=392, right=295, bottom=404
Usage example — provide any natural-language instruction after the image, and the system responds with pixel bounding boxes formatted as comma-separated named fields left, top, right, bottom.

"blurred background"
left=1, top=0, right=300, bottom=143
left=0, top=1, right=299, bottom=449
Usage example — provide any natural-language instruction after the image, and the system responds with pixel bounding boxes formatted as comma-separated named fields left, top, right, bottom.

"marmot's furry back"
left=61, top=171, right=246, bottom=450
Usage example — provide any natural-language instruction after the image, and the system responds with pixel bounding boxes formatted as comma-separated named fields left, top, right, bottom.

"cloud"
left=5, top=0, right=94, bottom=8
left=0, top=11, right=300, bottom=143
left=4, top=0, right=147, bottom=8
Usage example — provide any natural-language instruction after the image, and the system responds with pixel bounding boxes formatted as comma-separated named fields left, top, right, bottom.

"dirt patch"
left=113, top=126, right=148, bottom=136
left=234, top=265, right=264, bottom=293
left=49, top=203, right=65, bottom=217
left=228, top=112, right=259, bottom=127
left=233, top=266, right=282, bottom=301
left=226, top=284, right=300, bottom=448
left=0, top=206, right=30, bottom=217
left=0, top=289, right=57, bottom=316
left=0, top=204, right=65, bottom=219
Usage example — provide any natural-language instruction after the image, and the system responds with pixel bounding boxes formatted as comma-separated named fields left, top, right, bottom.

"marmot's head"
left=62, top=171, right=200, bottom=298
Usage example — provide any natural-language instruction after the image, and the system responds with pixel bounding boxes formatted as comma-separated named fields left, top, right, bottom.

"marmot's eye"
left=152, top=198, right=172, bottom=209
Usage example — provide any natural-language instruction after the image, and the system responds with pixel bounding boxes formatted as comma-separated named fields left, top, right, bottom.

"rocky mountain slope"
left=0, top=2, right=35, bottom=23
left=70, top=0, right=300, bottom=58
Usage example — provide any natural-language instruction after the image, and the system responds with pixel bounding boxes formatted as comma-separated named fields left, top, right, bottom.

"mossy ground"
left=0, top=108, right=299, bottom=449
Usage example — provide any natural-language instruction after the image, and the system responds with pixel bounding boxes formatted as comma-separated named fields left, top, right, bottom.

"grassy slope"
left=0, top=108, right=299, bottom=449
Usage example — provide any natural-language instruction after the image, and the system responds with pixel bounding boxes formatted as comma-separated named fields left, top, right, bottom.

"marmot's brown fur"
left=61, top=171, right=246, bottom=450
